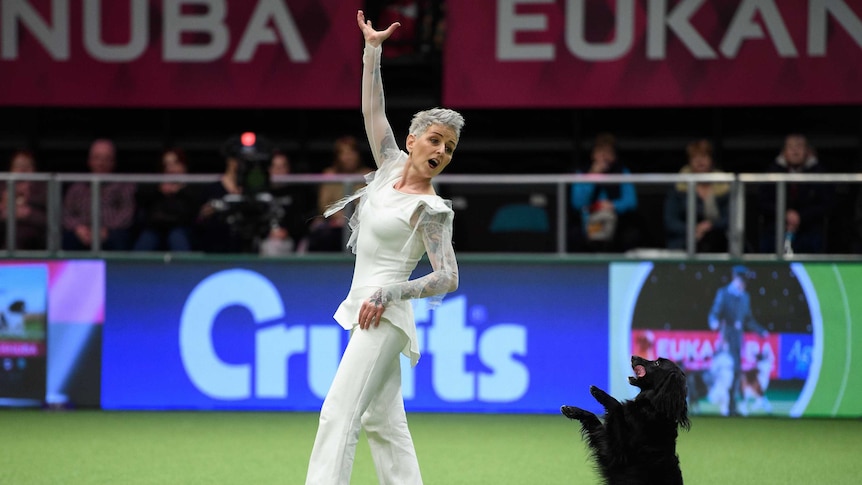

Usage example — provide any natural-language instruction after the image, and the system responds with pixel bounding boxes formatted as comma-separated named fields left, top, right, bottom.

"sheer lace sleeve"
left=363, top=44, right=400, bottom=167
left=380, top=204, right=458, bottom=308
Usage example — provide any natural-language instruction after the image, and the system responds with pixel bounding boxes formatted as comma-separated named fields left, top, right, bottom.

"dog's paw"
left=561, top=405, right=588, bottom=421
left=589, top=385, right=604, bottom=398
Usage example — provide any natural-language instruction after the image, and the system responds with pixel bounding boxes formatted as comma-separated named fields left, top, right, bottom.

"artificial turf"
left=1, top=410, right=859, bottom=484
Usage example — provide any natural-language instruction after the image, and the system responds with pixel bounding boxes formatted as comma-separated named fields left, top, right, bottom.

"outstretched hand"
left=357, top=9, right=400, bottom=47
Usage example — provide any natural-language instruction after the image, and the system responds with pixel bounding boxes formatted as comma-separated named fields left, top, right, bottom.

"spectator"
left=664, top=139, right=730, bottom=252
left=62, top=139, right=135, bottom=251
left=570, top=133, right=640, bottom=252
left=0, top=149, right=47, bottom=250
left=307, top=136, right=372, bottom=252
left=758, top=134, right=833, bottom=254
left=132, top=148, right=199, bottom=252
left=259, top=151, right=310, bottom=256
left=195, top=150, right=243, bottom=253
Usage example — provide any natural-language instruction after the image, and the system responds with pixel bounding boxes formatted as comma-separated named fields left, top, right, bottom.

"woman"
left=307, top=135, right=372, bottom=252
left=305, top=11, right=463, bottom=485
left=0, top=150, right=47, bottom=250
left=133, top=148, right=199, bottom=252
left=570, top=133, right=640, bottom=252
left=663, top=139, right=730, bottom=252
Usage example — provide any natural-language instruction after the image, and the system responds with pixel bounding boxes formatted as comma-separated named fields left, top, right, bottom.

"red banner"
left=0, top=0, right=361, bottom=107
left=445, top=0, right=862, bottom=107
left=631, top=329, right=779, bottom=377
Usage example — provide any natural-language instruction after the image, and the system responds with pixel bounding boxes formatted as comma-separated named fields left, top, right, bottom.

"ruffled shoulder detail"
left=323, top=150, right=410, bottom=253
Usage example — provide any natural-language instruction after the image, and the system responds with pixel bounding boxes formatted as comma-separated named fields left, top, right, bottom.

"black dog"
left=561, top=356, right=691, bottom=485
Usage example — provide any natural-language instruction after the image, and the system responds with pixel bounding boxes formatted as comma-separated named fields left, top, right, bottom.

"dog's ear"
left=654, top=366, right=691, bottom=430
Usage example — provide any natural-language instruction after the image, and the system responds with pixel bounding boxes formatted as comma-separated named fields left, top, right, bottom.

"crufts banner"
left=444, top=0, right=862, bottom=107
left=0, top=0, right=361, bottom=107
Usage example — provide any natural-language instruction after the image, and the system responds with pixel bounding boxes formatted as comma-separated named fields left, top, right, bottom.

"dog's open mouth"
left=633, top=365, right=646, bottom=378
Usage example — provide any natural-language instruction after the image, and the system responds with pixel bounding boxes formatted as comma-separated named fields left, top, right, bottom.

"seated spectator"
left=0, top=149, right=47, bottom=250
left=664, top=139, right=730, bottom=252
left=195, top=150, right=244, bottom=253
left=569, top=133, right=640, bottom=252
left=758, top=134, right=833, bottom=254
left=133, top=148, right=199, bottom=252
left=307, top=136, right=371, bottom=252
left=259, top=151, right=311, bottom=256
left=62, top=139, right=135, bottom=251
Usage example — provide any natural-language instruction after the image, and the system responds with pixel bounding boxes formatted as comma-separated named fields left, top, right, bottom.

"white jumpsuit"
left=305, top=44, right=458, bottom=485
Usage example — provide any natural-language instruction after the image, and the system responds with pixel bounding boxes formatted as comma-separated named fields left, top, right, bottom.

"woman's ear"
left=406, top=133, right=416, bottom=153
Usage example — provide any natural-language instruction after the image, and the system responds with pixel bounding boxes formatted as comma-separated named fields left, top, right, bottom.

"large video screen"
left=102, top=260, right=609, bottom=413
left=610, top=262, right=862, bottom=418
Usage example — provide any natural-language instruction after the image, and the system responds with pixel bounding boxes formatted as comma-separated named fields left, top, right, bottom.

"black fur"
left=561, top=356, right=691, bottom=485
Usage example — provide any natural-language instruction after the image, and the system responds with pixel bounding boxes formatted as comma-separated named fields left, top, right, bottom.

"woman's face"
left=335, top=144, right=360, bottom=172
left=162, top=151, right=186, bottom=174
left=406, top=123, right=457, bottom=177
left=10, top=154, right=35, bottom=173
left=689, top=153, right=712, bottom=173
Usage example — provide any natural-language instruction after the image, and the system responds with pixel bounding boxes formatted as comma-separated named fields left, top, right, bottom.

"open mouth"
left=428, top=159, right=439, bottom=169
left=633, top=365, right=646, bottom=379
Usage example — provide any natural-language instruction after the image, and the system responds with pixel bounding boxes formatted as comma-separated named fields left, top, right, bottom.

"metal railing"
left=2, top=172, right=861, bottom=259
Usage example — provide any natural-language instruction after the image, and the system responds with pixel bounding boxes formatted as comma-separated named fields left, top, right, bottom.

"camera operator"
left=196, top=133, right=307, bottom=254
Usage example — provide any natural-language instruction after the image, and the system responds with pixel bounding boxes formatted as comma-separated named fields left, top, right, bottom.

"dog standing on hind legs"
left=561, top=356, right=691, bottom=485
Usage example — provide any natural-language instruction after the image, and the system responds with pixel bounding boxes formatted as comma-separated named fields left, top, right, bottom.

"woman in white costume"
left=305, top=10, right=464, bottom=485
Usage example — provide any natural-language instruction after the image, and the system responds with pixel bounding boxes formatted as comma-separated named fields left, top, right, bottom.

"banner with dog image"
left=0, top=265, right=48, bottom=406
left=609, top=261, right=862, bottom=418
left=0, top=260, right=105, bottom=408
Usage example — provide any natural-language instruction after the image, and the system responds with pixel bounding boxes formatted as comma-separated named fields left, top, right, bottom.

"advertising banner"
left=102, top=260, right=609, bottom=413
left=0, top=260, right=104, bottom=407
left=444, top=0, right=862, bottom=107
left=610, top=261, right=862, bottom=418
left=0, top=0, right=361, bottom=107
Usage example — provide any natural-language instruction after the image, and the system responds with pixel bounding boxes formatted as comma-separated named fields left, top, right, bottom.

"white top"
left=326, top=44, right=458, bottom=367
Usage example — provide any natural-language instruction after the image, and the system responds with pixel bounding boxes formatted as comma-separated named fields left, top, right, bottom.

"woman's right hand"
left=357, top=10, right=400, bottom=48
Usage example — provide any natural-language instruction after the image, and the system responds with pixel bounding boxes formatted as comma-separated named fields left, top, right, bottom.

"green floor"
left=1, top=410, right=860, bottom=484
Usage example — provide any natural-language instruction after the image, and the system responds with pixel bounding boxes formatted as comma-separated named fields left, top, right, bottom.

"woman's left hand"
left=357, top=10, right=400, bottom=48
left=358, top=288, right=387, bottom=330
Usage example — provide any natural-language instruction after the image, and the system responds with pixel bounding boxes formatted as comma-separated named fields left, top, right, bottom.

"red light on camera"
left=241, top=132, right=256, bottom=147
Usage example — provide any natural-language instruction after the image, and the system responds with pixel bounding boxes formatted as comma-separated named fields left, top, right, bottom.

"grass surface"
left=1, top=410, right=860, bottom=484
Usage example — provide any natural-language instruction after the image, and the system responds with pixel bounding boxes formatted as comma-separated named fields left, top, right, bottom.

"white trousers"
left=305, top=320, right=423, bottom=485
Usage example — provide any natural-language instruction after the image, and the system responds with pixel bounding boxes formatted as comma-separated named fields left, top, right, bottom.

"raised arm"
left=358, top=10, right=401, bottom=167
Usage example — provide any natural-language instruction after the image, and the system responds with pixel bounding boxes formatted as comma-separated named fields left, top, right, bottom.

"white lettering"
left=179, top=272, right=530, bottom=404
left=255, top=324, right=306, bottom=398
left=163, top=0, right=229, bottom=62
left=720, top=0, right=798, bottom=58
left=478, top=324, right=529, bottom=401
left=647, top=0, right=716, bottom=59
left=233, top=0, right=309, bottom=62
left=179, top=269, right=285, bottom=400
left=809, top=0, right=862, bottom=56
left=83, top=0, right=148, bottom=62
left=307, top=326, right=342, bottom=399
left=565, top=0, right=635, bottom=61
left=427, top=296, right=476, bottom=402
left=1, top=0, right=68, bottom=60
left=496, top=0, right=554, bottom=60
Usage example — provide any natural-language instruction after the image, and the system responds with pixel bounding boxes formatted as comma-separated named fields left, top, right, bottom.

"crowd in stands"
left=2, top=130, right=860, bottom=256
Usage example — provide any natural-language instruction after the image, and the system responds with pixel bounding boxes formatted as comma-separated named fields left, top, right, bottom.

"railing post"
left=5, top=179, right=15, bottom=252
left=728, top=176, right=745, bottom=258
left=47, top=176, right=61, bottom=254
left=556, top=181, right=567, bottom=254
left=775, top=181, right=786, bottom=257
left=686, top=179, right=696, bottom=258
left=91, top=179, right=102, bottom=252
left=341, top=180, right=353, bottom=253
